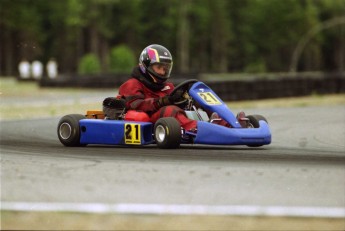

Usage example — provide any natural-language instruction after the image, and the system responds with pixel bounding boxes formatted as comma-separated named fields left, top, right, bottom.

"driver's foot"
left=188, top=127, right=198, bottom=134
left=236, top=111, right=249, bottom=128
left=209, top=112, right=231, bottom=127
left=209, top=112, right=221, bottom=122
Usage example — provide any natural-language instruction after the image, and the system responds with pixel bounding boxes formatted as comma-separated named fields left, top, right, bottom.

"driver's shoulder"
left=119, top=78, right=144, bottom=93
left=121, top=78, right=142, bottom=88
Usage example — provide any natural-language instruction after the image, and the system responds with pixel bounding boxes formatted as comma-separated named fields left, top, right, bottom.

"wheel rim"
left=155, top=125, right=166, bottom=143
left=59, top=122, right=72, bottom=140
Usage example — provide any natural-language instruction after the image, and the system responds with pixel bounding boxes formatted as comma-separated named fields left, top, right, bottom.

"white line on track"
left=1, top=202, right=345, bottom=218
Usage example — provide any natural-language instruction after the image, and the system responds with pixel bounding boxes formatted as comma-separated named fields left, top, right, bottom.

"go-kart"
left=57, top=79, right=271, bottom=149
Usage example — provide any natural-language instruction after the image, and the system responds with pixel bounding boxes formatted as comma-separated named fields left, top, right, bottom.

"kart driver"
left=117, top=44, right=198, bottom=133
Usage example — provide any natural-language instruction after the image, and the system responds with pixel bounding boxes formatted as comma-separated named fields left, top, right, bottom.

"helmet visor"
left=147, top=62, right=173, bottom=79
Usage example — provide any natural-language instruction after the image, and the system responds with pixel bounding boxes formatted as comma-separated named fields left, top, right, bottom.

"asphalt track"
left=1, top=105, right=345, bottom=217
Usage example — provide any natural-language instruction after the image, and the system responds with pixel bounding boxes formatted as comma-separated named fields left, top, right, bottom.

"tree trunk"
left=337, top=24, right=344, bottom=72
left=177, top=1, right=190, bottom=73
left=210, top=0, right=229, bottom=72
left=1, top=29, right=15, bottom=76
left=89, top=25, right=99, bottom=55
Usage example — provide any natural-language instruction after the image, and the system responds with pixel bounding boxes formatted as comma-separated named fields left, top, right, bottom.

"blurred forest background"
left=0, top=0, right=344, bottom=76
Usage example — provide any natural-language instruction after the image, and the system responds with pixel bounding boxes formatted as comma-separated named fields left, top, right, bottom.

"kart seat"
left=102, top=97, right=126, bottom=120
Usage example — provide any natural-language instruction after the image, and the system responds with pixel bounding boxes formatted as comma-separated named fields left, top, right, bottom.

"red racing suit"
left=118, top=68, right=197, bottom=131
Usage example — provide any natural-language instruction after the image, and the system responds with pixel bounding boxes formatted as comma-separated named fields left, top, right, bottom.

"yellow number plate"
left=197, top=92, right=222, bottom=105
left=124, top=123, right=141, bottom=145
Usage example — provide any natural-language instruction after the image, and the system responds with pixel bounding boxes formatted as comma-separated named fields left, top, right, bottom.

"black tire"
left=246, top=114, right=268, bottom=128
left=154, top=117, right=181, bottom=149
left=57, top=114, right=86, bottom=147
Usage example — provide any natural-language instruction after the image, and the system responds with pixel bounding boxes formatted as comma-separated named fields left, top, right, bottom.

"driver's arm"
left=119, top=80, right=174, bottom=115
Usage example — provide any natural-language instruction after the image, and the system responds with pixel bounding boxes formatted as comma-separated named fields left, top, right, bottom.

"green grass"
left=227, top=94, right=345, bottom=109
left=0, top=78, right=108, bottom=120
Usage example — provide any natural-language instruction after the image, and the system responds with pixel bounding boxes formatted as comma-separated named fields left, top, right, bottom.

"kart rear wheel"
left=246, top=115, right=268, bottom=147
left=57, top=114, right=86, bottom=147
left=154, top=117, right=181, bottom=149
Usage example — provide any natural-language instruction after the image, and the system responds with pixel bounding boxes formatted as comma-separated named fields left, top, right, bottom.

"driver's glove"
left=157, top=89, right=184, bottom=107
left=157, top=95, right=171, bottom=107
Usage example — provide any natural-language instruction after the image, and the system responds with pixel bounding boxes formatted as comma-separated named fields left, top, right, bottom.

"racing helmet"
left=139, top=44, right=173, bottom=83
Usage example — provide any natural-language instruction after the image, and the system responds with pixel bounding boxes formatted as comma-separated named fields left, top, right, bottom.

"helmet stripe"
left=148, top=48, right=160, bottom=62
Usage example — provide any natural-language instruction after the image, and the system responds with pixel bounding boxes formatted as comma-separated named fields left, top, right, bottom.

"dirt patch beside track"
left=2, top=211, right=345, bottom=230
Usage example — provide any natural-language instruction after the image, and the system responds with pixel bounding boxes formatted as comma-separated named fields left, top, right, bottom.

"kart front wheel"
left=246, top=115, right=268, bottom=147
left=154, top=117, right=181, bottom=149
left=57, top=114, right=86, bottom=147
left=246, top=114, right=268, bottom=128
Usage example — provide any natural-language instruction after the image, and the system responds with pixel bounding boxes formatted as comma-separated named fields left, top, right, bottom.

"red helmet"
left=139, top=44, right=173, bottom=83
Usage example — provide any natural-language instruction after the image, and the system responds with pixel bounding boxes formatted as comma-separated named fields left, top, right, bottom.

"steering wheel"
left=170, top=79, right=199, bottom=105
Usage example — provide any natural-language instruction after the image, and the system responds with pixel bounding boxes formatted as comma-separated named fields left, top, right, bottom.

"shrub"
left=78, top=53, right=101, bottom=75
left=109, top=45, right=136, bottom=73
left=244, top=59, right=267, bottom=73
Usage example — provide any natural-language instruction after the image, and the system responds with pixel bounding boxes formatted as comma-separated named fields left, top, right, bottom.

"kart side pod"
left=79, top=119, right=154, bottom=145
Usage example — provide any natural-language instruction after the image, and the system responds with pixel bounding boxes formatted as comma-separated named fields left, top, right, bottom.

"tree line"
left=0, top=0, right=344, bottom=76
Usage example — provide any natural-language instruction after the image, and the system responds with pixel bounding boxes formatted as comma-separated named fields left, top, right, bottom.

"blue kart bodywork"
left=188, top=81, right=271, bottom=146
left=58, top=81, right=271, bottom=148
left=79, top=120, right=154, bottom=145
